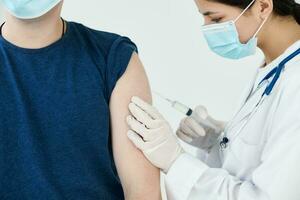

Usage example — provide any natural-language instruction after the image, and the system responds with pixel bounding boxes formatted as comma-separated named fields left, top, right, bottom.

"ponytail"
left=293, top=2, right=300, bottom=25
left=212, top=0, right=300, bottom=25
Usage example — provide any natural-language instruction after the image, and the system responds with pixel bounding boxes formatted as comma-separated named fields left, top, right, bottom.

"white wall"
left=0, top=5, right=3, bottom=21
left=59, top=0, right=264, bottom=155
left=59, top=0, right=263, bottom=122
left=0, top=0, right=264, bottom=122
left=0, top=0, right=264, bottom=199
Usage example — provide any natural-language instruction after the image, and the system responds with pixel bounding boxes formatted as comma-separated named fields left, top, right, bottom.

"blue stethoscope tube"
left=261, top=47, right=300, bottom=96
left=220, top=47, right=300, bottom=149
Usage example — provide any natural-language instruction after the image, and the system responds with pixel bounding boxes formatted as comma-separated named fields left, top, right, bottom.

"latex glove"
left=176, top=105, right=226, bottom=150
left=126, top=96, right=184, bottom=173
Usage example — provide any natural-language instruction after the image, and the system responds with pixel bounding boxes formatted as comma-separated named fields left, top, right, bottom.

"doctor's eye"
left=211, top=17, right=223, bottom=23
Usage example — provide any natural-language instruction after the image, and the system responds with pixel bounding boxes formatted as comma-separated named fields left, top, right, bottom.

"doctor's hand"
left=176, top=105, right=226, bottom=150
left=126, top=96, right=184, bottom=174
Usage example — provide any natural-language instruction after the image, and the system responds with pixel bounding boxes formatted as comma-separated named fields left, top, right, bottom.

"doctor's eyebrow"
left=202, top=11, right=219, bottom=16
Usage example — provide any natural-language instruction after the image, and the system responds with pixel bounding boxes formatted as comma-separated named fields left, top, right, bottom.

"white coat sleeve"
left=197, top=139, right=223, bottom=168
left=165, top=75, right=300, bottom=200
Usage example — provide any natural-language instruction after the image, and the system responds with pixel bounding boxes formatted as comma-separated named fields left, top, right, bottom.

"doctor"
left=126, top=0, right=300, bottom=199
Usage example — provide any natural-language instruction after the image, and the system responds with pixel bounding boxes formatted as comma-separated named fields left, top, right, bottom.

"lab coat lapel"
left=233, top=82, right=267, bottom=124
left=233, top=70, right=258, bottom=115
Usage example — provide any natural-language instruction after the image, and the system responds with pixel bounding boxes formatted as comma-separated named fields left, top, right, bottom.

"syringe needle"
left=152, top=90, right=193, bottom=116
left=152, top=90, right=173, bottom=104
left=152, top=90, right=219, bottom=131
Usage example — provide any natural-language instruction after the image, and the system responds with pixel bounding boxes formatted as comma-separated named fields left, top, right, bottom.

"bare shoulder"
left=109, top=52, right=161, bottom=199
left=114, top=52, right=152, bottom=101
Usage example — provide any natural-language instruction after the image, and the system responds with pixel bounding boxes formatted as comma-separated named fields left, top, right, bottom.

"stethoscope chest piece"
left=220, top=137, right=230, bottom=149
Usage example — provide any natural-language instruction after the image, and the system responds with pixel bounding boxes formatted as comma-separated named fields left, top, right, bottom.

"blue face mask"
left=201, top=0, right=268, bottom=59
left=1, top=0, right=62, bottom=19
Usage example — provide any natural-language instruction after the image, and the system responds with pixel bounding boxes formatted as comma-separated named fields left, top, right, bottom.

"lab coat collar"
left=234, top=41, right=300, bottom=125
left=245, top=40, right=300, bottom=101
left=262, top=40, right=300, bottom=71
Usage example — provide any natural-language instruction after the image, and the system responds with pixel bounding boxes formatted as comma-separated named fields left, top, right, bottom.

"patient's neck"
left=1, top=7, right=63, bottom=49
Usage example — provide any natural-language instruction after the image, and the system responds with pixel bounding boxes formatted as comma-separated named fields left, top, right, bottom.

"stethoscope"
left=219, top=47, right=300, bottom=149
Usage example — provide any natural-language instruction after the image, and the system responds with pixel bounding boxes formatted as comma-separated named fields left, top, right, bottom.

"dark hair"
left=213, top=0, right=300, bottom=25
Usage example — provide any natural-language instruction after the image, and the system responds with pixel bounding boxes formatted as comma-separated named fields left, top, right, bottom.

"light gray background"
left=0, top=1, right=264, bottom=199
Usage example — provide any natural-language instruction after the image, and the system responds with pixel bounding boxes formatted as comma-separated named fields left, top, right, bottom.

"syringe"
left=152, top=91, right=193, bottom=116
left=152, top=90, right=219, bottom=131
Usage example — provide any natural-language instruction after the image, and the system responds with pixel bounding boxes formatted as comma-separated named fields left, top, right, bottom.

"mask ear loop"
left=232, top=0, right=269, bottom=39
left=252, top=15, right=269, bottom=38
left=234, top=0, right=257, bottom=23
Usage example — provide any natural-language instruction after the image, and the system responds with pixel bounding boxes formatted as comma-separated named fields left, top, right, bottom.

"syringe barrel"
left=172, top=101, right=193, bottom=116
left=172, top=100, right=222, bottom=133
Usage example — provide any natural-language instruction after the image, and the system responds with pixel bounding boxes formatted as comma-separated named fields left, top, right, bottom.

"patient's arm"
left=109, top=52, right=161, bottom=200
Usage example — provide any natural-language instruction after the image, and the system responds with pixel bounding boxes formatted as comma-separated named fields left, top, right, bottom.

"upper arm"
left=109, top=52, right=161, bottom=199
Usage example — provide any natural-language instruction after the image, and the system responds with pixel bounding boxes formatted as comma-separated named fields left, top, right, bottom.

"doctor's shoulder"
left=260, top=58, right=300, bottom=157
left=265, top=57, right=300, bottom=134
left=279, top=57, right=300, bottom=97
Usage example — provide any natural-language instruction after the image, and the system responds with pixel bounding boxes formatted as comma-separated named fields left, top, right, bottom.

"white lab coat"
left=165, top=40, right=300, bottom=200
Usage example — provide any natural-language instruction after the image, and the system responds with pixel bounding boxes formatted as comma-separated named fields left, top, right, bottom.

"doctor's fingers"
left=131, top=96, right=163, bottom=120
left=178, top=118, right=199, bottom=138
left=129, top=102, right=163, bottom=129
left=184, top=117, right=206, bottom=137
left=176, top=130, right=193, bottom=143
left=127, top=130, right=152, bottom=150
left=193, top=105, right=209, bottom=120
left=126, top=115, right=159, bottom=141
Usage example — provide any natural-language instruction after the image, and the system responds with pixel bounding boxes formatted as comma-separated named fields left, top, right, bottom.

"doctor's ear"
left=252, top=0, right=273, bottom=20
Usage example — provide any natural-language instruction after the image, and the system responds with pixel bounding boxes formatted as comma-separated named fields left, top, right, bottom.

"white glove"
left=126, top=96, right=184, bottom=173
left=176, top=105, right=226, bottom=150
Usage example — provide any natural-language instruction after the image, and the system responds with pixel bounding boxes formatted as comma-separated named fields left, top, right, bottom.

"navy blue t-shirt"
left=0, top=21, right=138, bottom=199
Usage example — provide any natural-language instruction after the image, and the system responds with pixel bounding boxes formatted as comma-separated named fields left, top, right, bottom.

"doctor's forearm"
left=165, top=153, right=266, bottom=200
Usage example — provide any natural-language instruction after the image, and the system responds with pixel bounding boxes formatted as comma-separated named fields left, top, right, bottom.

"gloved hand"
left=176, top=105, right=226, bottom=150
left=126, top=96, right=184, bottom=174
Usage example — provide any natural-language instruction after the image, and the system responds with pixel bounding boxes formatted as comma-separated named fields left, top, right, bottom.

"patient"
left=0, top=1, right=161, bottom=199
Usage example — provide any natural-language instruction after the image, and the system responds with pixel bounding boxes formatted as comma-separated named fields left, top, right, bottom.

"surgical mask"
left=201, top=0, right=268, bottom=59
left=1, top=0, right=62, bottom=19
